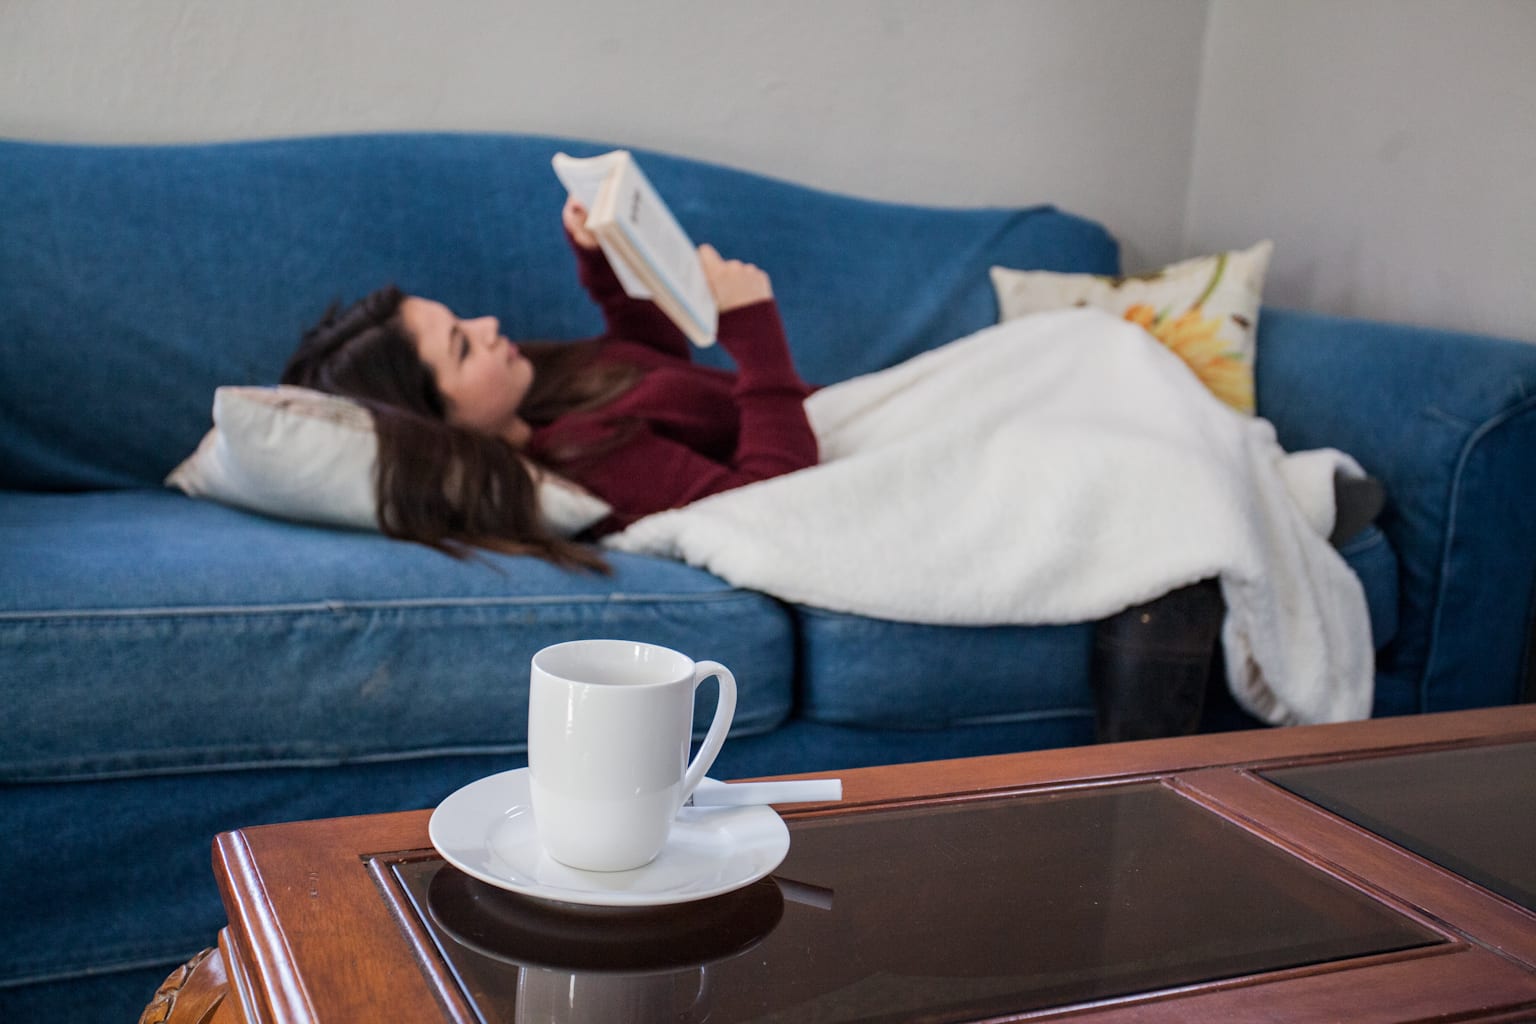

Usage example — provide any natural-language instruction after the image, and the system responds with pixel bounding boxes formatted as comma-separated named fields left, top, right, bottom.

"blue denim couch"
left=3, top=132, right=1534, bottom=1020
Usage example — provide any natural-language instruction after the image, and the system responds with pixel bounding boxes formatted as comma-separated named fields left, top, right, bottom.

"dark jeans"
left=1091, top=579, right=1225, bottom=743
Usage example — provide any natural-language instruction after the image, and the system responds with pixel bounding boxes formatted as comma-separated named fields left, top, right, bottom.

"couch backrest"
left=0, top=132, right=1117, bottom=491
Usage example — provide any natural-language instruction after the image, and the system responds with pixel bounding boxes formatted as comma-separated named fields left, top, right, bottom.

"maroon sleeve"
left=568, top=300, right=819, bottom=528
left=708, top=299, right=819, bottom=484
left=568, top=233, right=691, bottom=358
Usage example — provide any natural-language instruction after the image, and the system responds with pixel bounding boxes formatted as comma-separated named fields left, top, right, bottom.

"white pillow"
left=166, top=386, right=611, bottom=538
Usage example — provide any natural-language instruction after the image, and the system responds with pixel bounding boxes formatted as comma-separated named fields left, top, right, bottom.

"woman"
left=284, top=199, right=1381, bottom=742
left=282, top=198, right=819, bottom=570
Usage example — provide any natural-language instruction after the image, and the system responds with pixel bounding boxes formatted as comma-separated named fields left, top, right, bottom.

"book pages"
left=552, top=150, right=717, bottom=346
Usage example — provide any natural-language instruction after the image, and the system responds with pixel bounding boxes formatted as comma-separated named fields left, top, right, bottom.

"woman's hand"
left=699, top=244, right=773, bottom=313
left=562, top=197, right=600, bottom=250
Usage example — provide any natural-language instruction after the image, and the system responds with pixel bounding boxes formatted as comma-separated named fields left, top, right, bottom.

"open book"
left=552, top=150, right=717, bottom=347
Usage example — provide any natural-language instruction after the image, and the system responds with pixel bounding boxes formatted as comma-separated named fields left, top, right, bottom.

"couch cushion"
left=793, top=527, right=1399, bottom=730
left=0, top=489, right=794, bottom=782
left=795, top=610, right=1097, bottom=730
left=0, top=132, right=1118, bottom=492
left=1337, top=524, right=1398, bottom=653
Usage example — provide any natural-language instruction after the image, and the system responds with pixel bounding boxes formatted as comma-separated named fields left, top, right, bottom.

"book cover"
left=553, top=150, right=718, bottom=347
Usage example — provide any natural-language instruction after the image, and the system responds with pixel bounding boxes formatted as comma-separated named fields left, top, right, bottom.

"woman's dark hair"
left=282, top=285, right=633, bottom=571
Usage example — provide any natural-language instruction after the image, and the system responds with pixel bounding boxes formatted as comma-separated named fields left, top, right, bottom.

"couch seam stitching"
left=0, top=591, right=765, bottom=621
left=3, top=718, right=791, bottom=783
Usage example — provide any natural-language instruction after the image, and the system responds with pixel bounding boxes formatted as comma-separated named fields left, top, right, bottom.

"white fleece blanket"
left=606, top=309, right=1373, bottom=726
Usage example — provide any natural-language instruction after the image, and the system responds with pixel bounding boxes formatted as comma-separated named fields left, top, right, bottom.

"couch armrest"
left=1255, top=306, right=1536, bottom=713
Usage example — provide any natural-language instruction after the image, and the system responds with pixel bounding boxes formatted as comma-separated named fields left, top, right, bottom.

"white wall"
left=0, top=0, right=1206, bottom=273
left=1186, top=1, right=1536, bottom=341
left=2, top=0, right=1531, bottom=340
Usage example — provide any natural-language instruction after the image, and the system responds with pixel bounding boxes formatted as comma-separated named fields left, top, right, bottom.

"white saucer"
left=429, top=768, right=790, bottom=908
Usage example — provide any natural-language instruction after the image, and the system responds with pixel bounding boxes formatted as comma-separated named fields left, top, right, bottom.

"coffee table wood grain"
left=146, top=706, right=1536, bottom=1023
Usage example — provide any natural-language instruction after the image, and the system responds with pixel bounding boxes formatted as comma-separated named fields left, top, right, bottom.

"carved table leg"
left=140, top=946, right=235, bottom=1024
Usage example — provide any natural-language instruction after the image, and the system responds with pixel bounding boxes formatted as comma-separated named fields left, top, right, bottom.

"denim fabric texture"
left=793, top=529, right=1400, bottom=731
left=1255, top=308, right=1536, bottom=711
left=1337, top=525, right=1399, bottom=652
left=0, top=132, right=1117, bottom=492
left=3, top=132, right=1533, bottom=1022
left=0, top=489, right=794, bottom=781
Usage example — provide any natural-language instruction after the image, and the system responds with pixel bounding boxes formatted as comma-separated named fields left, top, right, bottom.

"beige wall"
left=2, top=0, right=1531, bottom=340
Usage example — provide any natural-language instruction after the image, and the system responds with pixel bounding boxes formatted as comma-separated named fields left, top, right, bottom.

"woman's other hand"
left=699, top=244, right=772, bottom=313
left=562, top=197, right=600, bottom=250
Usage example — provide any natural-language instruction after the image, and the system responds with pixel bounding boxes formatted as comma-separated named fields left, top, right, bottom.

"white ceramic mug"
left=527, top=639, right=737, bottom=872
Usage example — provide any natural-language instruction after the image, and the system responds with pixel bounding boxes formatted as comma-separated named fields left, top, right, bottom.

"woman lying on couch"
left=283, top=198, right=1380, bottom=742
left=282, top=197, right=818, bottom=571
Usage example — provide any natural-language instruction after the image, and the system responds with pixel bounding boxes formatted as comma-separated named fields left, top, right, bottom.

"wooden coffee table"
left=144, top=706, right=1536, bottom=1023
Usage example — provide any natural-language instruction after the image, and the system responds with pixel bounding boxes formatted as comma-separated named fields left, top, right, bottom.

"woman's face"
left=399, top=296, right=534, bottom=445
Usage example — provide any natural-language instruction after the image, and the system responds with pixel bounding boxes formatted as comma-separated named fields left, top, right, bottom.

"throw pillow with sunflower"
left=990, top=240, right=1273, bottom=415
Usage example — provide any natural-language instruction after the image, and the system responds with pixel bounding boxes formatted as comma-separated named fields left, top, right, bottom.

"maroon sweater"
left=527, top=241, right=818, bottom=535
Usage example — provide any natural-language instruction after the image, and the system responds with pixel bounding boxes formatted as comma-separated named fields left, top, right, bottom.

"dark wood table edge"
left=146, top=705, right=1536, bottom=1023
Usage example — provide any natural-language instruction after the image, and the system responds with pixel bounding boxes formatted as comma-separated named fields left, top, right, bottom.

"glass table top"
left=394, top=781, right=1439, bottom=1023
left=1265, top=739, right=1536, bottom=911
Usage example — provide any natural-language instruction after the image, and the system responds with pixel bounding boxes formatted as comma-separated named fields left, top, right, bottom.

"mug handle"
left=680, top=661, right=737, bottom=803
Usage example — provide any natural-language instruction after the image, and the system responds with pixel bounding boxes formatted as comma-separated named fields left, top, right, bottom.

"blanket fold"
left=606, top=309, right=1373, bottom=726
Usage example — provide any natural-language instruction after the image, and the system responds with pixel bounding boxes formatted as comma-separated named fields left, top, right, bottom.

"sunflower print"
left=1117, top=252, right=1255, bottom=414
